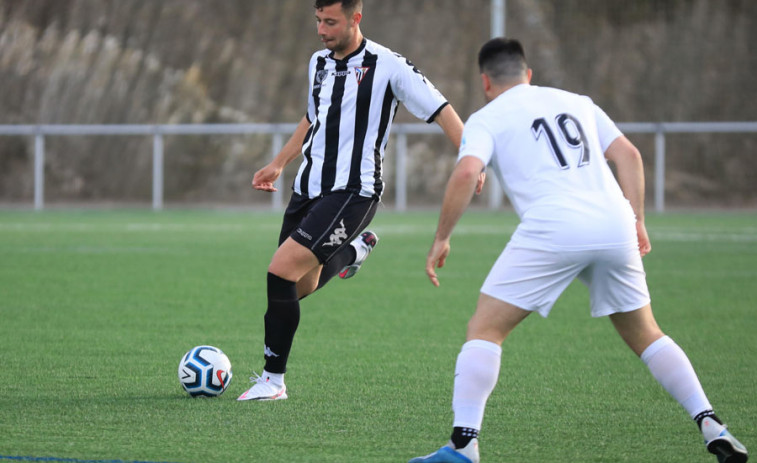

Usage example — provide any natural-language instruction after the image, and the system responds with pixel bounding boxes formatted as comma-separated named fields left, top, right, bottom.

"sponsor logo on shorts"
left=322, top=219, right=348, bottom=247
left=296, top=228, right=313, bottom=241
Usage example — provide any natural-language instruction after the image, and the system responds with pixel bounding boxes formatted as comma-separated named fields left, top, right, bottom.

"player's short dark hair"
left=314, top=0, right=363, bottom=15
left=478, top=37, right=528, bottom=85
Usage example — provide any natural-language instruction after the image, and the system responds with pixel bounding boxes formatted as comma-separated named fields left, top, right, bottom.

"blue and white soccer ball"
left=178, top=345, right=233, bottom=397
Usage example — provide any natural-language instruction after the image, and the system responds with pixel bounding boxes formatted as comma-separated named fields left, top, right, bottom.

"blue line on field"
left=0, top=457, right=181, bottom=463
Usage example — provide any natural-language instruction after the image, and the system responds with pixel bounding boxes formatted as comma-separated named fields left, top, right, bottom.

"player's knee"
left=466, top=318, right=508, bottom=345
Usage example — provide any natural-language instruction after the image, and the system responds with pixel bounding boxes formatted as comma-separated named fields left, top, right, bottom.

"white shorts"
left=480, top=244, right=651, bottom=318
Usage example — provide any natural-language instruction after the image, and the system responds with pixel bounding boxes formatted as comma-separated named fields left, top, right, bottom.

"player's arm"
left=433, top=105, right=486, bottom=195
left=252, top=115, right=310, bottom=192
left=433, top=104, right=463, bottom=148
left=391, top=53, right=485, bottom=195
left=427, top=155, right=486, bottom=287
left=604, top=135, right=651, bottom=256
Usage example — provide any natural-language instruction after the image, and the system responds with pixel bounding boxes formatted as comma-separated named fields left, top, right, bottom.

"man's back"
left=460, top=84, right=637, bottom=250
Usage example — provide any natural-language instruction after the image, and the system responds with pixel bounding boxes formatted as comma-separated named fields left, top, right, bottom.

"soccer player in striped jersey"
left=409, top=38, right=748, bottom=463
left=238, top=0, right=482, bottom=402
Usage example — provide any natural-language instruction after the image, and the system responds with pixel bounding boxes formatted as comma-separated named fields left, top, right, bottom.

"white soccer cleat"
left=409, top=439, right=480, bottom=463
left=237, top=371, right=288, bottom=401
left=339, top=231, right=379, bottom=279
left=701, top=416, right=748, bottom=463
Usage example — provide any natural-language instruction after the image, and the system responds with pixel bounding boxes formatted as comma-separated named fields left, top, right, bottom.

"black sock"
left=315, top=245, right=356, bottom=290
left=694, top=410, right=722, bottom=430
left=263, top=272, right=300, bottom=374
left=450, top=427, right=479, bottom=450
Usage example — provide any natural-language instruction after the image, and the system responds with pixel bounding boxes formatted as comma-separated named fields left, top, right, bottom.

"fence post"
left=395, top=132, right=408, bottom=211
left=487, top=0, right=505, bottom=211
left=271, top=131, right=284, bottom=210
left=34, top=131, right=45, bottom=211
left=654, top=128, right=666, bottom=213
left=487, top=172, right=503, bottom=210
left=152, top=132, right=164, bottom=210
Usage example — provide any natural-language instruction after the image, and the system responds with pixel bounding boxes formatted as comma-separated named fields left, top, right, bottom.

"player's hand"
left=426, top=238, right=450, bottom=287
left=252, top=164, right=282, bottom=192
left=475, top=170, right=486, bottom=195
left=636, top=220, right=651, bottom=257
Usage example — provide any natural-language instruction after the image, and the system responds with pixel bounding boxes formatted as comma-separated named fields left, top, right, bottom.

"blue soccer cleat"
left=701, top=417, right=748, bottom=463
left=409, top=439, right=479, bottom=463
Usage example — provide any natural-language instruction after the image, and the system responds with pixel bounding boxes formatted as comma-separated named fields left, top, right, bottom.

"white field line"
left=650, top=231, right=757, bottom=242
left=0, top=222, right=257, bottom=232
left=0, top=222, right=756, bottom=242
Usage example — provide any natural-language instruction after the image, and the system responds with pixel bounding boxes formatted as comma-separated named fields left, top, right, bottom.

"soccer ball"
left=178, top=345, right=233, bottom=397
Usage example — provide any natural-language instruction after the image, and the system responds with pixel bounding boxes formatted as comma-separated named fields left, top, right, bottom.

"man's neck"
left=487, top=81, right=528, bottom=101
left=333, top=32, right=364, bottom=60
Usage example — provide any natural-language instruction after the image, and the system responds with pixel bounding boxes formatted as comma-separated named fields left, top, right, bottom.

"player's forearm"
left=618, top=162, right=646, bottom=223
left=272, top=116, right=310, bottom=169
left=434, top=104, right=464, bottom=149
left=606, top=136, right=646, bottom=222
left=435, top=157, right=482, bottom=241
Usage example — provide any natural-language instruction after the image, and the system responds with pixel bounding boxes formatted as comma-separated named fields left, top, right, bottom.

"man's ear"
left=481, top=73, right=492, bottom=93
left=351, top=11, right=362, bottom=26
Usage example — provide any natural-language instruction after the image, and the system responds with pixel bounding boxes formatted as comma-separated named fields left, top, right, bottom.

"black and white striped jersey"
left=294, top=38, right=448, bottom=199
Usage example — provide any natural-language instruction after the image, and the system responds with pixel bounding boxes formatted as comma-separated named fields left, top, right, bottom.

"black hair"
left=314, top=0, right=363, bottom=13
left=478, top=37, right=528, bottom=84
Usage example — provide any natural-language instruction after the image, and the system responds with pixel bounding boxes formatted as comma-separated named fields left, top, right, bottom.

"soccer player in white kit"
left=409, top=38, right=748, bottom=463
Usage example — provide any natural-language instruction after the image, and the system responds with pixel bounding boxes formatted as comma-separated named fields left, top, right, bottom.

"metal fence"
left=1, top=121, right=756, bottom=212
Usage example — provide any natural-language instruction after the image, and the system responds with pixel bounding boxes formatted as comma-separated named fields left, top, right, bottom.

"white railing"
left=1, top=122, right=756, bottom=212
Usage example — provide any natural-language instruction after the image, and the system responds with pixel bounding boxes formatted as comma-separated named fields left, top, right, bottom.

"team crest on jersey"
left=314, top=69, right=328, bottom=89
left=354, top=67, right=370, bottom=85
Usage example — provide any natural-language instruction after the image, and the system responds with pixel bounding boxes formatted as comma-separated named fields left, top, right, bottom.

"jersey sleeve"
left=593, top=104, right=623, bottom=152
left=457, top=114, right=495, bottom=166
left=390, top=53, right=448, bottom=123
left=306, top=53, right=319, bottom=123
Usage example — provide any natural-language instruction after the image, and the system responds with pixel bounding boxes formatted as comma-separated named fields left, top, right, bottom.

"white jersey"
left=459, top=84, right=637, bottom=250
left=296, top=38, right=448, bottom=199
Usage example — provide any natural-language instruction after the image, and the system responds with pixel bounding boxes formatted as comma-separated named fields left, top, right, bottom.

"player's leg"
left=453, top=295, right=531, bottom=446
left=296, top=234, right=378, bottom=297
left=466, top=293, right=532, bottom=344
left=610, top=304, right=711, bottom=415
left=611, top=306, right=748, bottom=462
left=238, top=238, right=320, bottom=401
left=310, top=192, right=378, bottom=291
left=590, top=246, right=747, bottom=462
left=409, top=295, right=530, bottom=463
left=240, top=192, right=379, bottom=401
left=411, top=246, right=581, bottom=463
left=238, top=193, right=319, bottom=401
left=335, top=230, right=379, bottom=280
left=607, top=303, right=663, bottom=355
left=611, top=306, right=709, bottom=415
left=296, top=265, right=323, bottom=298
left=267, top=190, right=375, bottom=300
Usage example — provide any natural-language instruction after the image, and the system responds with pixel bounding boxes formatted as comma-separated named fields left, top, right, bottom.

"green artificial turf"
left=0, top=209, right=754, bottom=462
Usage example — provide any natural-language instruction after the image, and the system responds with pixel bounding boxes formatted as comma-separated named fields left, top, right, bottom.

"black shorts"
left=278, top=191, right=378, bottom=264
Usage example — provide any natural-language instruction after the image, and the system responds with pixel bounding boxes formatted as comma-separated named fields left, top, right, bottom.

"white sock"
left=351, top=240, right=368, bottom=263
left=452, top=339, right=502, bottom=430
left=641, top=335, right=712, bottom=418
left=262, top=370, right=285, bottom=386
